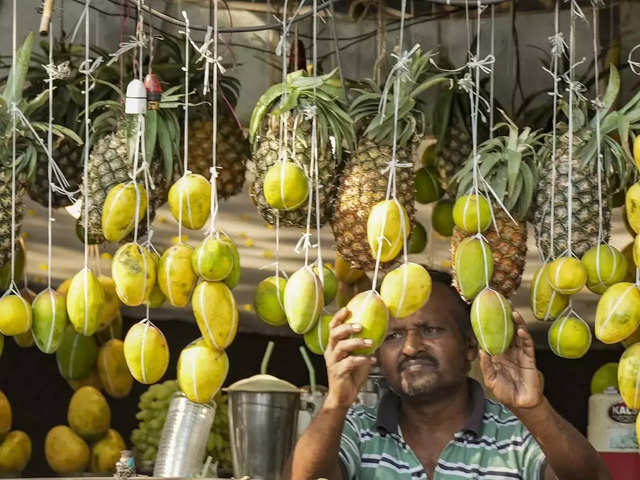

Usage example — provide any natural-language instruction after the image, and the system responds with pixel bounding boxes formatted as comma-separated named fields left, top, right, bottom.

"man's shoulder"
left=345, top=403, right=380, bottom=428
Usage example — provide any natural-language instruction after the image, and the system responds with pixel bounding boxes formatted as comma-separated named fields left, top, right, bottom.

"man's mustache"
left=398, top=354, right=438, bottom=372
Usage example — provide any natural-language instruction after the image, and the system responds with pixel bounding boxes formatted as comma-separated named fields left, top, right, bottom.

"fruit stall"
left=0, top=0, right=639, bottom=478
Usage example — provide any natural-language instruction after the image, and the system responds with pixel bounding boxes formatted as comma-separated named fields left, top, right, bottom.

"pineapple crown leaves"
left=0, top=32, right=83, bottom=176
left=453, top=111, right=541, bottom=221
left=350, top=48, right=451, bottom=147
left=542, top=65, right=640, bottom=192
left=248, top=68, right=355, bottom=160
left=87, top=78, right=182, bottom=187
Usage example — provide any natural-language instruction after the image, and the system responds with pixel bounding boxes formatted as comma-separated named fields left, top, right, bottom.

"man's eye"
left=385, top=331, right=403, bottom=342
left=421, top=326, right=442, bottom=335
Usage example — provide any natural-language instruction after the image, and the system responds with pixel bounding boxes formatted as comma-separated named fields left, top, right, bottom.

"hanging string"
left=566, top=0, right=576, bottom=258
left=629, top=44, right=640, bottom=76
left=209, top=0, right=221, bottom=237
left=131, top=0, right=146, bottom=246
left=178, top=11, right=192, bottom=242
left=592, top=3, right=604, bottom=247
left=82, top=0, right=92, bottom=334
left=311, top=0, right=324, bottom=283
left=370, top=0, right=408, bottom=291
left=47, top=27, right=55, bottom=290
left=7, top=0, right=17, bottom=296
left=489, top=4, right=495, bottom=137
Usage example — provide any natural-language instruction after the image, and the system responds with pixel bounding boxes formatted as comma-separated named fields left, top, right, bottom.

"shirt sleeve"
left=338, top=410, right=361, bottom=480
left=518, top=425, right=547, bottom=480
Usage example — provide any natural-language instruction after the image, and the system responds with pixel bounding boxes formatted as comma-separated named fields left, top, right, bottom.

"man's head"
left=377, top=269, right=478, bottom=401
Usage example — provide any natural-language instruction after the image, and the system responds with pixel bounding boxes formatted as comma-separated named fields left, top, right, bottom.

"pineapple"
left=0, top=33, right=81, bottom=267
left=451, top=114, right=539, bottom=299
left=25, top=41, right=119, bottom=208
left=155, top=38, right=249, bottom=200
left=76, top=82, right=182, bottom=244
left=533, top=65, right=640, bottom=259
left=332, top=48, right=449, bottom=271
left=248, top=69, right=354, bottom=227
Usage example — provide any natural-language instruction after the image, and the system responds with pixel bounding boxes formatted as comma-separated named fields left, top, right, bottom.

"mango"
left=345, top=291, right=389, bottom=355
left=66, top=268, right=105, bottom=336
left=90, top=429, right=125, bottom=473
left=112, top=243, right=156, bottom=307
left=595, top=282, right=640, bottom=344
left=548, top=315, right=592, bottom=359
left=177, top=341, right=229, bottom=403
left=32, top=288, right=67, bottom=354
left=168, top=173, right=211, bottom=230
left=57, top=277, right=72, bottom=297
left=407, top=221, right=427, bottom=254
left=470, top=289, right=514, bottom=356
left=633, top=234, right=640, bottom=270
left=101, top=182, right=148, bottom=243
left=583, top=245, right=628, bottom=294
left=334, top=254, right=364, bottom=284
left=68, top=368, right=103, bottom=392
left=590, top=362, right=619, bottom=394
left=97, top=340, right=133, bottom=399
left=193, top=281, right=238, bottom=350
left=158, top=244, right=196, bottom=307
left=625, top=182, right=640, bottom=234
left=68, top=386, right=111, bottom=441
left=432, top=199, right=454, bottom=237
left=96, top=311, right=123, bottom=344
left=530, top=265, right=569, bottom=321
left=367, top=199, right=410, bottom=262
left=56, top=325, right=98, bottom=380
left=453, top=194, right=491, bottom=233
left=618, top=342, right=640, bottom=409
left=192, top=237, right=234, bottom=281
left=313, top=264, right=338, bottom=305
left=0, top=294, right=32, bottom=336
left=97, top=276, right=120, bottom=330
left=221, top=235, right=241, bottom=289
left=254, top=276, right=287, bottom=326
left=622, top=326, right=640, bottom=348
left=263, top=162, right=309, bottom=210
left=454, top=237, right=493, bottom=301
left=547, top=257, right=587, bottom=295
left=123, top=320, right=169, bottom=384
left=380, top=263, right=432, bottom=318
left=13, top=330, right=33, bottom=347
left=304, top=313, right=331, bottom=355
left=0, top=431, right=31, bottom=473
left=146, top=251, right=165, bottom=308
left=284, top=266, right=324, bottom=334
left=45, top=425, right=89, bottom=474
left=0, top=391, right=10, bottom=440
left=415, top=167, right=441, bottom=204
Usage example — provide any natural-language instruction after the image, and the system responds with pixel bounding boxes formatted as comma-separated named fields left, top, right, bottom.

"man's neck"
left=398, top=381, right=471, bottom=436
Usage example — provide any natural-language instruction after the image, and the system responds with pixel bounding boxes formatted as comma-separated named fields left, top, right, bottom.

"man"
left=292, top=270, right=611, bottom=479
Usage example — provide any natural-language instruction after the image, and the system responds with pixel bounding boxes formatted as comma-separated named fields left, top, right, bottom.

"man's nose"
left=401, top=329, right=423, bottom=356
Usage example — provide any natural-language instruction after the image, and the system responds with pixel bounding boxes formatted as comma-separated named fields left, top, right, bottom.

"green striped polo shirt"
left=339, top=379, right=546, bottom=479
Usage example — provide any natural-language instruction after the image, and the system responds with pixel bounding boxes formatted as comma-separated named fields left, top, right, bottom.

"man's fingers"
left=478, top=350, right=496, bottom=385
left=327, top=321, right=361, bottom=352
left=331, top=338, right=374, bottom=362
left=512, top=311, right=526, bottom=328
left=329, top=308, right=351, bottom=329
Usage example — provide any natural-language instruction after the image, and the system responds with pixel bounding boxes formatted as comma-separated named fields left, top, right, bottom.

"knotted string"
left=629, top=44, right=640, bottom=76
left=207, top=0, right=221, bottom=238
left=81, top=0, right=92, bottom=334
left=189, top=26, right=226, bottom=96
left=177, top=10, right=193, bottom=241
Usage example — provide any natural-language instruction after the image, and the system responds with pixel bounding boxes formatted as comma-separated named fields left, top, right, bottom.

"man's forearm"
left=291, top=401, right=349, bottom=480
left=512, top=397, right=611, bottom=480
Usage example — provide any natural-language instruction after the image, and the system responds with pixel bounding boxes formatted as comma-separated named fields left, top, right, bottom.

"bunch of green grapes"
left=206, top=392, right=232, bottom=472
left=130, top=380, right=179, bottom=463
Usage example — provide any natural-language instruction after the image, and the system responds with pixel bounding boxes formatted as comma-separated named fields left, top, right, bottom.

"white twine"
left=311, top=0, right=324, bottom=278
left=489, top=5, right=495, bottom=137
left=77, top=56, right=103, bottom=94
left=370, top=0, right=408, bottom=292
left=42, top=61, right=72, bottom=81
left=80, top=0, right=92, bottom=334
left=178, top=10, right=192, bottom=241
left=629, top=44, right=640, bottom=76
left=592, top=4, right=604, bottom=245
left=189, top=26, right=226, bottom=96
left=274, top=0, right=308, bottom=57
left=47, top=28, right=54, bottom=289
left=566, top=0, right=577, bottom=258
left=7, top=0, right=17, bottom=296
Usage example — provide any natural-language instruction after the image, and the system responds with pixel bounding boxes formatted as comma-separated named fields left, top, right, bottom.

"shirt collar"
left=376, top=378, right=486, bottom=437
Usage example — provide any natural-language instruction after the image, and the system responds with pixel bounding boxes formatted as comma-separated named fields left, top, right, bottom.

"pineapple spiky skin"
left=533, top=136, right=611, bottom=260
left=0, top=169, right=24, bottom=270
left=435, top=112, right=471, bottom=198
left=188, top=116, right=248, bottom=200
left=27, top=138, right=83, bottom=208
left=248, top=118, right=336, bottom=227
left=332, top=138, right=416, bottom=271
left=451, top=208, right=527, bottom=300
left=76, top=131, right=157, bottom=244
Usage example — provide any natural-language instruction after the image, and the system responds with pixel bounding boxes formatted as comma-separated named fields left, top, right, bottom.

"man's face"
left=377, top=283, right=477, bottom=400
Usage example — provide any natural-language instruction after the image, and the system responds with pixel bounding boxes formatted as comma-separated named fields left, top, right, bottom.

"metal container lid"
left=224, top=374, right=302, bottom=393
